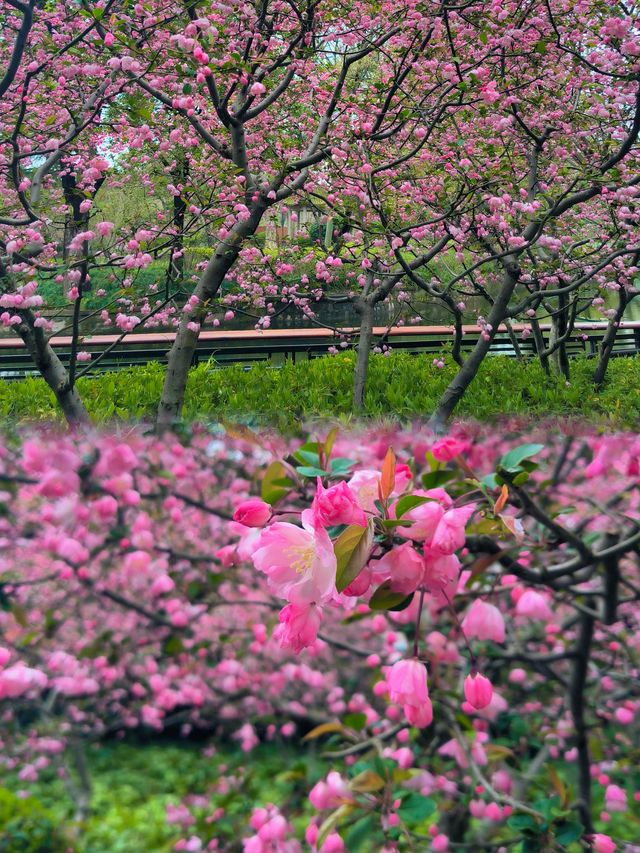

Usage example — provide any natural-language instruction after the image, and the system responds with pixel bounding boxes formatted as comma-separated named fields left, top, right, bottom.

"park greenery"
left=0, top=354, right=639, bottom=429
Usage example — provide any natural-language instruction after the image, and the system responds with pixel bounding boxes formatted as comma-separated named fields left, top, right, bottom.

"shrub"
left=0, top=789, right=71, bottom=853
left=0, top=353, right=639, bottom=428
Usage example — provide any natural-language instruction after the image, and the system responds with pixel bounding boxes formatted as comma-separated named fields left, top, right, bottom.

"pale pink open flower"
left=462, top=599, right=505, bottom=643
left=396, top=492, right=444, bottom=542
left=252, top=509, right=336, bottom=605
left=347, top=465, right=411, bottom=513
left=422, top=549, right=460, bottom=601
left=0, top=664, right=48, bottom=698
left=373, top=542, right=425, bottom=595
left=430, top=505, right=476, bottom=555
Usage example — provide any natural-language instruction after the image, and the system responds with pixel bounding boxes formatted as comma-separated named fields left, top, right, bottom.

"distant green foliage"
left=3, top=742, right=327, bottom=853
left=1, top=353, right=639, bottom=428
left=0, top=788, right=71, bottom=852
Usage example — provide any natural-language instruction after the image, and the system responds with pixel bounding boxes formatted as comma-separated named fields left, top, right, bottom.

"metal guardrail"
left=1, top=322, right=639, bottom=379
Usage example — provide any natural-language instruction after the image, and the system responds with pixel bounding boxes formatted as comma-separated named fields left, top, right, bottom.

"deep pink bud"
left=233, top=498, right=272, bottom=527
left=592, top=834, right=616, bottom=853
left=463, top=672, right=493, bottom=709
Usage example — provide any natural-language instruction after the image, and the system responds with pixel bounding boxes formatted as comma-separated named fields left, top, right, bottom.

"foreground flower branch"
left=0, top=425, right=638, bottom=850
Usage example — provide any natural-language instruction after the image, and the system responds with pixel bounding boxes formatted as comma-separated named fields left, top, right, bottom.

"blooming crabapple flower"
left=398, top=492, right=445, bottom=541
left=515, top=589, right=553, bottom=621
left=347, top=464, right=412, bottom=513
left=249, top=81, right=266, bottom=96
left=430, top=505, right=476, bottom=555
left=387, top=658, right=433, bottom=727
left=431, top=436, right=469, bottom=462
left=233, top=723, right=259, bottom=752
left=312, top=478, right=367, bottom=527
left=462, top=599, right=505, bottom=643
left=604, top=784, right=627, bottom=812
left=438, top=733, right=488, bottom=767
left=309, top=771, right=352, bottom=810
left=374, top=542, right=425, bottom=594
left=387, top=659, right=428, bottom=706
left=463, top=672, right=493, bottom=709
left=422, top=549, right=460, bottom=600
left=591, top=834, right=616, bottom=853
left=233, top=498, right=272, bottom=527
left=252, top=509, right=336, bottom=605
left=0, top=647, right=11, bottom=667
left=0, top=664, right=47, bottom=698
left=274, top=603, right=321, bottom=652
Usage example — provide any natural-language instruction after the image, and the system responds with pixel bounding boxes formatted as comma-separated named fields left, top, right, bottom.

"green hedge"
left=0, top=788, right=71, bottom=853
left=1, top=353, right=639, bottom=429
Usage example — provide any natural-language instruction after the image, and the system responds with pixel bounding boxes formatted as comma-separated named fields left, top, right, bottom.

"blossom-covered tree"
left=1, top=0, right=639, bottom=426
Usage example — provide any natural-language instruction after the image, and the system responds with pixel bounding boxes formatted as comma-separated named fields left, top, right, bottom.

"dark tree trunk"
left=157, top=200, right=267, bottom=429
left=353, top=299, right=374, bottom=413
left=15, top=308, right=89, bottom=426
left=429, top=261, right=521, bottom=431
left=593, top=290, right=628, bottom=387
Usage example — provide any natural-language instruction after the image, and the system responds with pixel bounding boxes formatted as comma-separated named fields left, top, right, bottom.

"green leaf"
left=334, top=521, right=373, bottom=592
left=395, top=494, right=435, bottom=518
left=297, top=466, right=328, bottom=478
left=330, top=457, right=355, bottom=474
left=344, top=815, right=377, bottom=850
left=480, top=473, right=499, bottom=490
left=261, top=461, right=294, bottom=504
left=162, top=634, right=184, bottom=655
left=293, top=448, right=320, bottom=466
left=507, top=814, right=537, bottom=832
left=398, top=792, right=435, bottom=823
left=499, top=443, right=545, bottom=472
left=369, top=581, right=414, bottom=611
left=421, top=470, right=456, bottom=489
left=343, top=712, right=367, bottom=731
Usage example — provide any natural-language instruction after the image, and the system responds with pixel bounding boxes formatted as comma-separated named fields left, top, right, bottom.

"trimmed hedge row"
left=1, top=352, right=639, bottom=428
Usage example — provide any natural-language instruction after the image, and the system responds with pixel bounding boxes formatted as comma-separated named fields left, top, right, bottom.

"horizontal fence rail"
left=1, top=321, right=639, bottom=379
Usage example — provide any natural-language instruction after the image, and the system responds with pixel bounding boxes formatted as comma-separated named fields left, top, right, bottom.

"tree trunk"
left=531, top=317, right=550, bottom=375
left=429, top=262, right=521, bottom=431
left=353, top=299, right=374, bottom=413
left=157, top=201, right=267, bottom=428
left=548, top=292, right=571, bottom=380
left=593, top=290, right=628, bottom=387
left=168, top=158, right=188, bottom=294
left=15, top=308, right=90, bottom=426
